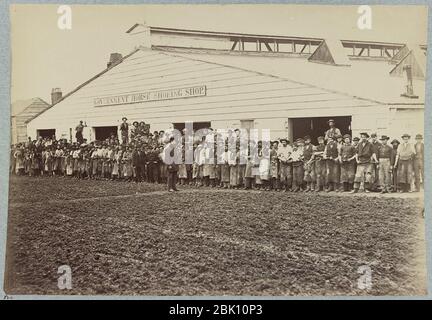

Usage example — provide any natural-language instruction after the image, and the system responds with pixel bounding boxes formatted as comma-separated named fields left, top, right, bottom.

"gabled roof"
left=24, top=48, right=140, bottom=124
left=11, top=98, right=50, bottom=117
left=161, top=47, right=424, bottom=104
left=389, top=46, right=427, bottom=79
left=28, top=47, right=384, bottom=129
left=308, top=39, right=351, bottom=66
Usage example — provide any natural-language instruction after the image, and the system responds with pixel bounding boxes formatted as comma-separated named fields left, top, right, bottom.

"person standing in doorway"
left=324, top=119, right=341, bottom=141
left=75, top=120, right=86, bottom=144
left=120, top=117, right=129, bottom=144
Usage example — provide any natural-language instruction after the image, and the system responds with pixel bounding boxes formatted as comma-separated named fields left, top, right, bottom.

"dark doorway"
left=173, top=121, right=212, bottom=132
left=94, top=126, right=118, bottom=141
left=37, top=129, right=56, bottom=139
left=291, top=116, right=351, bottom=144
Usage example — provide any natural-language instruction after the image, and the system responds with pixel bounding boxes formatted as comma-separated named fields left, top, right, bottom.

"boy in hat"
left=291, top=138, right=305, bottom=192
left=244, top=140, right=257, bottom=190
left=390, top=139, right=400, bottom=192
left=202, top=139, right=214, bottom=187
left=257, top=140, right=271, bottom=191
left=351, top=132, right=377, bottom=193
left=111, top=146, right=122, bottom=180
left=352, top=137, right=360, bottom=151
left=277, top=138, right=293, bottom=192
left=302, top=136, right=315, bottom=192
left=369, top=133, right=381, bottom=191
left=229, top=144, right=240, bottom=189
left=13, top=144, right=25, bottom=176
left=339, top=134, right=356, bottom=192
left=394, top=134, right=415, bottom=192
left=323, top=135, right=339, bottom=192
left=270, top=141, right=280, bottom=191
left=53, top=144, right=64, bottom=176
left=131, top=121, right=139, bottom=141
left=377, top=135, right=393, bottom=193
left=192, top=142, right=202, bottom=186
left=220, top=144, right=231, bottom=189
left=413, top=134, right=424, bottom=192
left=72, top=145, right=81, bottom=178
left=313, top=136, right=326, bottom=192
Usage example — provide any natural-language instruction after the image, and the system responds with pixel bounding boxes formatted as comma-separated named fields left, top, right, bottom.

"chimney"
left=51, top=88, right=62, bottom=105
left=401, top=65, right=419, bottom=98
left=107, top=53, right=123, bottom=68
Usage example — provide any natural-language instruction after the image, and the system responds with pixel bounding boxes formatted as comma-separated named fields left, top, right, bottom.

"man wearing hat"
left=312, top=136, right=326, bottom=192
left=120, top=117, right=129, bottom=144
left=269, top=141, right=280, bottom=191
left=131, top=121, right=140, bottom=141
left=413, top=134, right=424, bottom=192
left=291, top=138, right=305, bottom=192
left=395, top=134, right=416, bottom=193
left=369, top=133, right=381, bottom=191
left=277, top=138, right=293, bottom=192
left=377, top=135, right=393, bottom=193
left=163, top=136, right=179, bottom=192
left=339, top=134, right=356, bottom=192
left=352, top=137, right=360, bottom=153
left=323, top=135, right=339, bottom=192
left=75, top=120, right=87, bottom=144
left=351, top=132, right=377, bottom=193
left=302, top=135, right=315, bottom=192
left=390, top=139, right=400, bottom=192
left=324, top=119, right=341, bottom=141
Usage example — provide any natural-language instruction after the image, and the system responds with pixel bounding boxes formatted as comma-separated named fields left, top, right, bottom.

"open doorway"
left=173, top=121, right=212, bottom=132
left=94, top=126, right=118, bottom=141
left=291, top=116, right=351, bottom=144
left=37, top=129, right=56, bottom=139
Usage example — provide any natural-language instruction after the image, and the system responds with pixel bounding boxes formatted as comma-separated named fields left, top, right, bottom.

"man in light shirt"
left=395, top=133, right=416, bottom=193
left=277, top=138, right=293, bottom=192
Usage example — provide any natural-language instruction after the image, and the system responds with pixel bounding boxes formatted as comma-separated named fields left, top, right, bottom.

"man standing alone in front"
left=163, top=136, right=179, bottom=192
left=351, top=132, right=377, bottom=193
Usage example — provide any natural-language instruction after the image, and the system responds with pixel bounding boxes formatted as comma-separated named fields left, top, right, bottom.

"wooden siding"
left=11, top=98, right=50, bottom=143
left=28, top=48, right=393, bottom=140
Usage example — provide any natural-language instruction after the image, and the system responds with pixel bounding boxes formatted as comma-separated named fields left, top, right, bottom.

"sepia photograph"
left=2, top=3, right=429, bottom=299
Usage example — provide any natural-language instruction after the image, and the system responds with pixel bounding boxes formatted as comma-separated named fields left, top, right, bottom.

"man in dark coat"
left=163, top=137, right=179, bottom=192
left=413, top=134, right=424, bottom=192
left=351, top=132, right=377, bottom=193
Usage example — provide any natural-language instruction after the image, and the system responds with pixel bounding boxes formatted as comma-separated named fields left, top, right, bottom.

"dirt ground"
left=4, top=175, right=427, bottom=296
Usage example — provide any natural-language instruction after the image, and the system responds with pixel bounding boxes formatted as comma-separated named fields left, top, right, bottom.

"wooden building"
left=11, top=97, right=51, bottom=144
left=26, top=25, right=426, bottom=143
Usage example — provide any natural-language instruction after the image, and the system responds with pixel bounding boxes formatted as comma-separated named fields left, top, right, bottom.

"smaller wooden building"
left=11, top=98, right=51, bottom=144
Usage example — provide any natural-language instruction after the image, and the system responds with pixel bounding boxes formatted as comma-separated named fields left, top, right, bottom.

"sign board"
left=94, top=85, right=206, bottom=107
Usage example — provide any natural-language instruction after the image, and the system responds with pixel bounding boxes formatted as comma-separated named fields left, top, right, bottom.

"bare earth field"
left=4, top=175, right=427, bottom=296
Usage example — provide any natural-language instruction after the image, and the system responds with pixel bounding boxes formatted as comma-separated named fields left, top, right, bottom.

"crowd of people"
left=10, top=118, right=424, bottom=194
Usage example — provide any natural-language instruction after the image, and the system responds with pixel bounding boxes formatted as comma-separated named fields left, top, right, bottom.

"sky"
left=10, top=4, right=428, bottom=103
